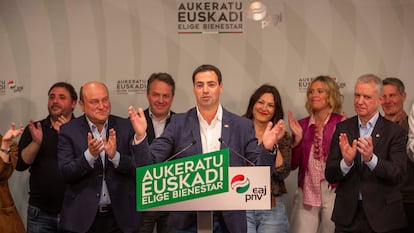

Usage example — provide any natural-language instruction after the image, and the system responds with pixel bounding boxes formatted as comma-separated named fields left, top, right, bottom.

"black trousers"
left=87, top=205, right=122, bottom=233
left=335, top=201, right=401, bottom=233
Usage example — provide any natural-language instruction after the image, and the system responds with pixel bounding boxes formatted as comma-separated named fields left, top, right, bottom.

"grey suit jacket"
left=138, top=107, right=276, bottom=233
left=58, top=115, right=150, bottom=233
left=325, top=115, right=407, bottom=232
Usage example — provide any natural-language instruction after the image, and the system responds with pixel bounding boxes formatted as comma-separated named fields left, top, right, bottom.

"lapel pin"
left=375, top=133, right=380, bottom=138
left=224, top=124, right=229, bottom=128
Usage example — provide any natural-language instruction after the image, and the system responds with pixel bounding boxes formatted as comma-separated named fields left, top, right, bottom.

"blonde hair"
left=305, top=75, right=343, bottom=115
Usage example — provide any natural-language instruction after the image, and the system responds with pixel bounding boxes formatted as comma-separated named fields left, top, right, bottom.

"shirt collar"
left=308, top=113, right=332, bottom=127
left=358, top=112, right=379, bottom=129
left=85, top=116, right=108, bottom=135
left=196, top=104, right=223, bottom=125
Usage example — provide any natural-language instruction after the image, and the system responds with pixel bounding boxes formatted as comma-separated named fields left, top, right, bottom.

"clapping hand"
left=339, top=133, right=357, bottom=166
left=128, top=106, right=147, bottom=141
left=2, top=122, right=24, bottom=143
left=288, top=111, right=303, bottom=148
left=28, top=120, right=43, bottom=145
left=87, top=133, right=104, bottom=157
left=262, top=119, right=286, bottom=151
left=102, top=128, right=117, bottom=159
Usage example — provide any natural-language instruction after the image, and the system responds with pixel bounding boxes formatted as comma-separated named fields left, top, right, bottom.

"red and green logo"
left=231, top=174, right=250, bottom=193
left=8, top=80, right=16, bottom=89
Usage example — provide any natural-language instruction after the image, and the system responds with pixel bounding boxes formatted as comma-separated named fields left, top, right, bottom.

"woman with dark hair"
left=243, top=84, right=291, bottom=233
left=288, top=76, right=344, bottom=233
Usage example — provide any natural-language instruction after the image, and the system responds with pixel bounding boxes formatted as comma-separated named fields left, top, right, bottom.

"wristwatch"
left=268, top=144, right=278, bottom=155
left=0, top=148, right=11, bottom=154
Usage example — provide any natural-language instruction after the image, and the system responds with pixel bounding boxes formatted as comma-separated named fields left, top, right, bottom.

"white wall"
left=1, top=0, right=414, bottom=225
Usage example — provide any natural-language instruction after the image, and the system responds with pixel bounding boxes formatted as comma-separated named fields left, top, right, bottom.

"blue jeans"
left=246, top=196, right=289, bottom=233
left=27, top=205, right=60, bottom=233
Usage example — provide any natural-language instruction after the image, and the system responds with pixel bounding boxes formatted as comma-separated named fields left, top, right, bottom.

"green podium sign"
left=136, top=148, right=230, bottom=210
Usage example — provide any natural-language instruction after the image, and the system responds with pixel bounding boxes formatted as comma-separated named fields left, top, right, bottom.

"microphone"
left=218, top=138, right=255, bottom=166
left=165, top=140, right=197, bottom=162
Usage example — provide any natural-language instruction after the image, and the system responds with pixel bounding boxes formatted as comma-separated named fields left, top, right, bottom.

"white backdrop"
left=1, top=0, right=414, bottom=226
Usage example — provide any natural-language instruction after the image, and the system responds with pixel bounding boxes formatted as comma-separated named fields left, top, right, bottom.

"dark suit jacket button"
left=96, top=193, right=100, bottom=197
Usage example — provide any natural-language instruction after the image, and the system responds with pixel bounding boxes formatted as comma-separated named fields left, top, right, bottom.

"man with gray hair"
left=326, top=74, right=407, bottom=233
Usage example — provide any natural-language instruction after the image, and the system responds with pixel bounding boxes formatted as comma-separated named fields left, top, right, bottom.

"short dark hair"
left=147, top=72, right=176, bottom=96
left=383, top=77, right=405, bottom=94
left=192, top=64, right=222, bottom=84
left=243, top=84, right=284, bottom=125
left=48, top=82, right=77, bottom=101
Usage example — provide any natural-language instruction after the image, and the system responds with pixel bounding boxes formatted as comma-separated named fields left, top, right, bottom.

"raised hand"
left=288, top=111, right=302, bottom=147
left=2, top=122, right=24, bottom=143
left=102, top=128, right=117, bottom=159
left=54, top=115, right=71, bottom=132
left=357, top=136, right=373, bottom=162
left=128, top=106, right=147, bottom=141
left=87, top=132, right=104, bottom=157
left=262, top=119, right=286, bottom=151
left=339, top=133, right=357, bottom=166
left=28, top=120, right=43, bottom=145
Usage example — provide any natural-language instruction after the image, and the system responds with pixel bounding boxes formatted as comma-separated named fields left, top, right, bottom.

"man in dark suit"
left=382, top=77, right=414, bottom=233
left=58, top=82, right=150, bottom=233
left=129, top=64, right=286, bottom=233
left=141, top=73, right=176, bottom=233
left=325, top=74, right=407, bottom=233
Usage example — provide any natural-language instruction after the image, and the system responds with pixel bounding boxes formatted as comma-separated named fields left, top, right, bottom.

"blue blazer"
left=140, top=107, right=276, bottom=233
left=58, top=115, right=150, bottom=233
left=325, top=115, right=407, bottom=232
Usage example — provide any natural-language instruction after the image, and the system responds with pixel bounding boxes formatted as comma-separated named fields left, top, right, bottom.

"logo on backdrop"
left=116, top=79, right=147, bottom=94
left=246, top=1, right=283, bottom=29
left=0, top=80, right=24, bottom=95
left=297, top=76, right=346, bottom=93
left=177, top=0, right=243, bottom=34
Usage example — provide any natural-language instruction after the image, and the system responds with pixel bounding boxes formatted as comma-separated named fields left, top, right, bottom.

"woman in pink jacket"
left=288, top=76, right=344, bottom=233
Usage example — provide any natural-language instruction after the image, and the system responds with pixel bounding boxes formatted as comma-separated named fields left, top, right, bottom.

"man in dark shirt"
left=381, top=77, right=413, bottom=233
left=140, top=73, right=175, bottom=233
left=17, top=82, right=77, bottom=233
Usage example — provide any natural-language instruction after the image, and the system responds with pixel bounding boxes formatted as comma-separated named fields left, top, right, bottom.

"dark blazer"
left=325, top=115, right=407, bottom=232
left=144, top=108, right=175, bottom=144
left=58, top=115, right=150, bottom=233
left=137, top=107, right=276, bottom=233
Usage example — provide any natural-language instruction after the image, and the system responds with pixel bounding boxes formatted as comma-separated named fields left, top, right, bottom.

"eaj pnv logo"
left=231, top=174, right=250, bottom=193
left=232, top=173, right=268, bottom=203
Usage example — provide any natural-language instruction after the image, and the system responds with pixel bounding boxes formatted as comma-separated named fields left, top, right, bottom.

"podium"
left=136, top=149, right=271, bottom=232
